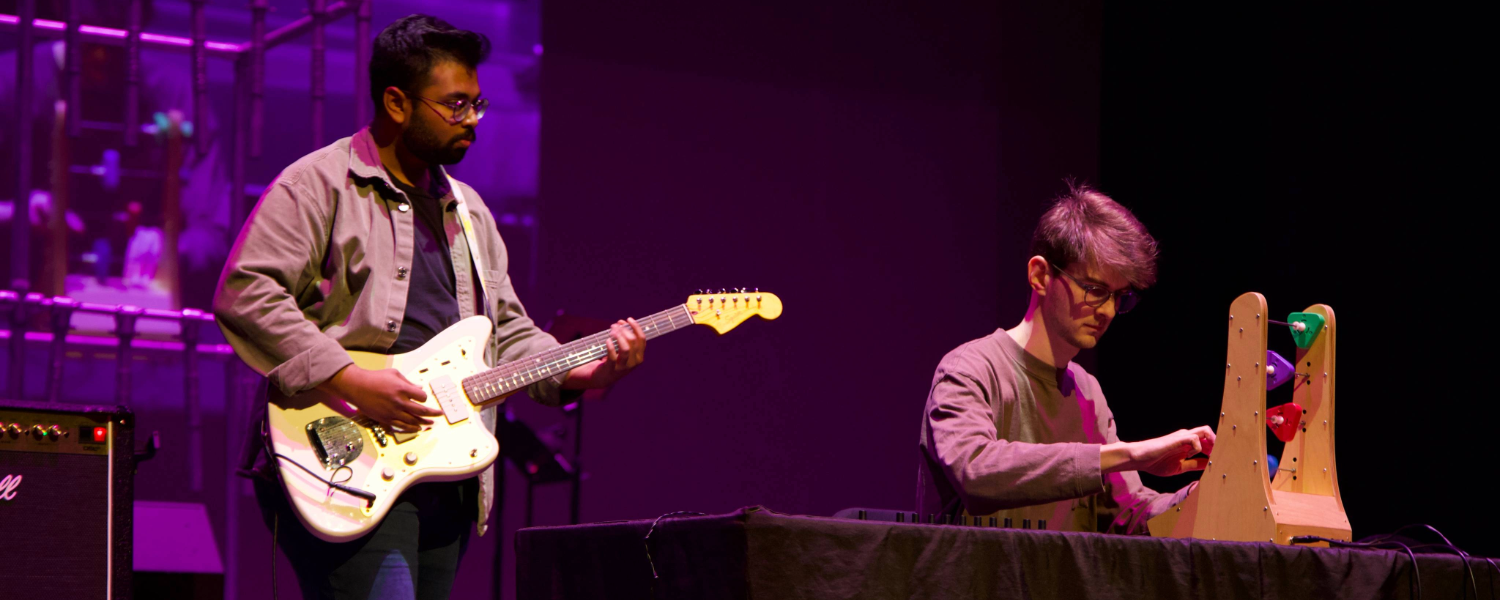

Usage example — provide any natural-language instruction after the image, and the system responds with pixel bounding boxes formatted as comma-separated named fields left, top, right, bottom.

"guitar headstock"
left=686, top=288, right=783, bottom=334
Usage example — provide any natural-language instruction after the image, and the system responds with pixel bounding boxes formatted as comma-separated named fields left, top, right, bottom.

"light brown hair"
left=1031, top=183, right=1158, bottom=289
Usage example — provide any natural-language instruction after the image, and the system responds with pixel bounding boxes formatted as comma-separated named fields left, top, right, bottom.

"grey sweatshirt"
left=917, top=329, right=1190, bottom=534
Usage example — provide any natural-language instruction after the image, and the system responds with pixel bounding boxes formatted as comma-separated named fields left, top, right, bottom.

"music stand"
left=492, top=311, right=618, bottom=599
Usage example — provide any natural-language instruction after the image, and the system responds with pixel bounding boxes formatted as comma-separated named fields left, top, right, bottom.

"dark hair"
left=1031, top=182, right=1159, bottom=289
left=369, top=14, right=491, bottom=112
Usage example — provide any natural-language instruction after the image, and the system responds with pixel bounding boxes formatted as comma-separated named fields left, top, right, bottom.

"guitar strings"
left=492, top=305, right=687, bottom=375
left=464, top=305, right=695, bottom=399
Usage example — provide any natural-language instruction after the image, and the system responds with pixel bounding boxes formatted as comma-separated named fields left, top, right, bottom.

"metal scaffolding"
left=3, top=0, right=375, bottom=291
left=3, top=6, right=374, bottom=599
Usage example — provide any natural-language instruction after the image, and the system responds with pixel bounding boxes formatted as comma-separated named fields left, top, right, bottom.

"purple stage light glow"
left=0, top=15, right=243, bottom=54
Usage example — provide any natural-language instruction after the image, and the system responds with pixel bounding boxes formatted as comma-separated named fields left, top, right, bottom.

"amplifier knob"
left=5, top=423, right=19, bottom=435
left=48, top=425, right=64, bottom=438
left=32, top=425, right=45, bottom=438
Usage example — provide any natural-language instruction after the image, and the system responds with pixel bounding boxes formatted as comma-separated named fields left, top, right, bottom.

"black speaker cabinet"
left=0, top=399, right=134, bottom=598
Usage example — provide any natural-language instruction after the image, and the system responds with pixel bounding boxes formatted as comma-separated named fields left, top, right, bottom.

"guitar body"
left=263, top=292, right=783, bottom=543
left=267, top=315, right=502, bottom=542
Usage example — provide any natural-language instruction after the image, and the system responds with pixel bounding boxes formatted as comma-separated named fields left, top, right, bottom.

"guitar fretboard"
left=461, top=305, right=695, bottom=405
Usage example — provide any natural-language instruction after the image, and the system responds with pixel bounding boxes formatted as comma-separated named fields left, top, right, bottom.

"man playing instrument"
left=214, top=15, right=645, bottom=598
left=917, top=184, right=1216, bottom=533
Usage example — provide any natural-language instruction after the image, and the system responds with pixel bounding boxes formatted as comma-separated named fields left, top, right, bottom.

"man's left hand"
left=564, top=318, right=647, bottom=389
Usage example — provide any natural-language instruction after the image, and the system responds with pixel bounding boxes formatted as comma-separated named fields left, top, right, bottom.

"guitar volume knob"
left=404, top=452, right=418, bottom=465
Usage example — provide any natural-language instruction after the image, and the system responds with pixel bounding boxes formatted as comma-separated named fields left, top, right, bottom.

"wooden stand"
left=1148, top=292, right=1351, bottom=544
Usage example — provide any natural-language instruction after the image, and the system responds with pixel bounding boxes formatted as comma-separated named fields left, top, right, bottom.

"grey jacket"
left=213, top=127, right=567, bottom=536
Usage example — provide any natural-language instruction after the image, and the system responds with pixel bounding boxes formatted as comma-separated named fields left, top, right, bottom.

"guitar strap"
left=447, top=175, right=504, bottom=537
left=447, top=175, right=493, bottom=321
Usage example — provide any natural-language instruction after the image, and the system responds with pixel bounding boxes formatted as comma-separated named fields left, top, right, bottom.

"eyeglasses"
left=1050, top=264, right=1139, bottom=314
left=412, top=94, right=489, bottom=124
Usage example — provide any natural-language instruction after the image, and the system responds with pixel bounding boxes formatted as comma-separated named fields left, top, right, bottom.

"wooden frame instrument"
left=1148, top=292, right=1351, bottom=544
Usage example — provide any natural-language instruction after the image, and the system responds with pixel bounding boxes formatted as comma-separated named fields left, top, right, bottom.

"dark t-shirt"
left=388, top=172, right=461, bottom=354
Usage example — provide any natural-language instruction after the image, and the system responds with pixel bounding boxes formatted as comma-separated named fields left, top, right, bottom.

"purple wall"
left=466, top=2, right=1103, bottom=597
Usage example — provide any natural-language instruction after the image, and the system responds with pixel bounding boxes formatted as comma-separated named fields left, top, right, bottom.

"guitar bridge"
left=306, top=417, right=365, bottom=469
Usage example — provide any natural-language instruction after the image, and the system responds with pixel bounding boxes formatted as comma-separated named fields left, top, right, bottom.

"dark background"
left=1097, top=3, right=1492, bottom=558
left=509, top=3, right=1496, bottom=588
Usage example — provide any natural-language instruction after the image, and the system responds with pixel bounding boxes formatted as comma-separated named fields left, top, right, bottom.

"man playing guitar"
left=214, top=14, right=645, bottom=598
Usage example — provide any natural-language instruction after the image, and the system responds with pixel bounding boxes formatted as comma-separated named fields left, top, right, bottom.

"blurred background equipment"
left=0, top=399, right=136, bottom=598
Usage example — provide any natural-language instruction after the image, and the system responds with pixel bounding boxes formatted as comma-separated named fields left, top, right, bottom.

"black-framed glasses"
left=412, top=94, right=489, bottom=124
left=1051, top=264, right=1139, bottom=313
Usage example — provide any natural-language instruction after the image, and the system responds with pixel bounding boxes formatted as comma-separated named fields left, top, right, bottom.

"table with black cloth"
left=515, top=506, right=1495, bottom=599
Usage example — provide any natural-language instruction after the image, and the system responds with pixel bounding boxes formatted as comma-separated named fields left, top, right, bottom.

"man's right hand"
left=1100, top=425, right=1216, bottom=477
left=317, top=365, right=441, bottom=433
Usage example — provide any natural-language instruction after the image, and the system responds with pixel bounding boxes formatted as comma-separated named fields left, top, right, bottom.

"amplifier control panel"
left=0, top=407, right=115, bottom=456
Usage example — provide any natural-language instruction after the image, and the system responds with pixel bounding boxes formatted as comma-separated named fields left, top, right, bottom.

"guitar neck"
left=461, top=305, right=694, bottom=405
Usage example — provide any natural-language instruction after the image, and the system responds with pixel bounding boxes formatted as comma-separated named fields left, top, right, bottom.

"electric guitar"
left=267, top=290, right=783, bottom=542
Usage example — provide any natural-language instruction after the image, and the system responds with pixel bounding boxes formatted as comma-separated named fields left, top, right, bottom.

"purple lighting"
left=0, top=15, right=259, bottom=54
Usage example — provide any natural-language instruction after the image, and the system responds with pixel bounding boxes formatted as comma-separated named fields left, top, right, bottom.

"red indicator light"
left=92, top=427, right=107, bottom=442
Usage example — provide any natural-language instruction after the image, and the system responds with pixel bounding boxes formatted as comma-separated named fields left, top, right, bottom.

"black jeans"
left=255, top=476, right=476, bottom=600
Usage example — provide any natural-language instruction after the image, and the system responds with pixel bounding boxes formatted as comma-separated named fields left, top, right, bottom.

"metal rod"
left=114, top=306, right=143, bottom=405
left=231, top=55, right=249, bottom=236
left=45, top=298, right=76, bottom=402
left=354, top=0, right=372, bottom=128
left=124, top=0, right=142, bottom=146
left=160, top=113, right=185, bottom=309
left=11, top=0, right=35, bottom=294
left=222, top=360, right=245, bottom=600
left=64, top=0, right=82, bottom=137
left=250, top=0, right=267, bottom=158
left=182, top=309, right=204, bottom=492
left=525, top=475, right=535, bottom=527
left=0, top=14, right=243, bottom=59
left=491, top=438, right=507, bottom=600
left=571, top=401, right=584, bottom=525
left=259, top=1, right=353, bottom=53
left=47, top=99, right=70, bottom=296
left=3, top=292, right=219, bottom=323
left=309, top=0, right=328, bottom=149
left=4, top=291, right=33, bottom=398
left=191, top=0, right=209, bottom=155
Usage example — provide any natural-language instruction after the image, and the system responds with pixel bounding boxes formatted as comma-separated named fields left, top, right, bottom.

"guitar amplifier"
left=0, top=399, right=134, bottom=599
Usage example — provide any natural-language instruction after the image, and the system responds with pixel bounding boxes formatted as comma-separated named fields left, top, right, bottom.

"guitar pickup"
left=429, top=375, right=471, bottom=425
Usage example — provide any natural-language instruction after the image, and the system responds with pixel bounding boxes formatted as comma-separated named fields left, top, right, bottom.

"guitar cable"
left=271, top=451, right=378, bottom=506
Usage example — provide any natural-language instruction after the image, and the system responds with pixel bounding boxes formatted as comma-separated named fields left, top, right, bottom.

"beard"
left=402, top=120, right=475, bottom=166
